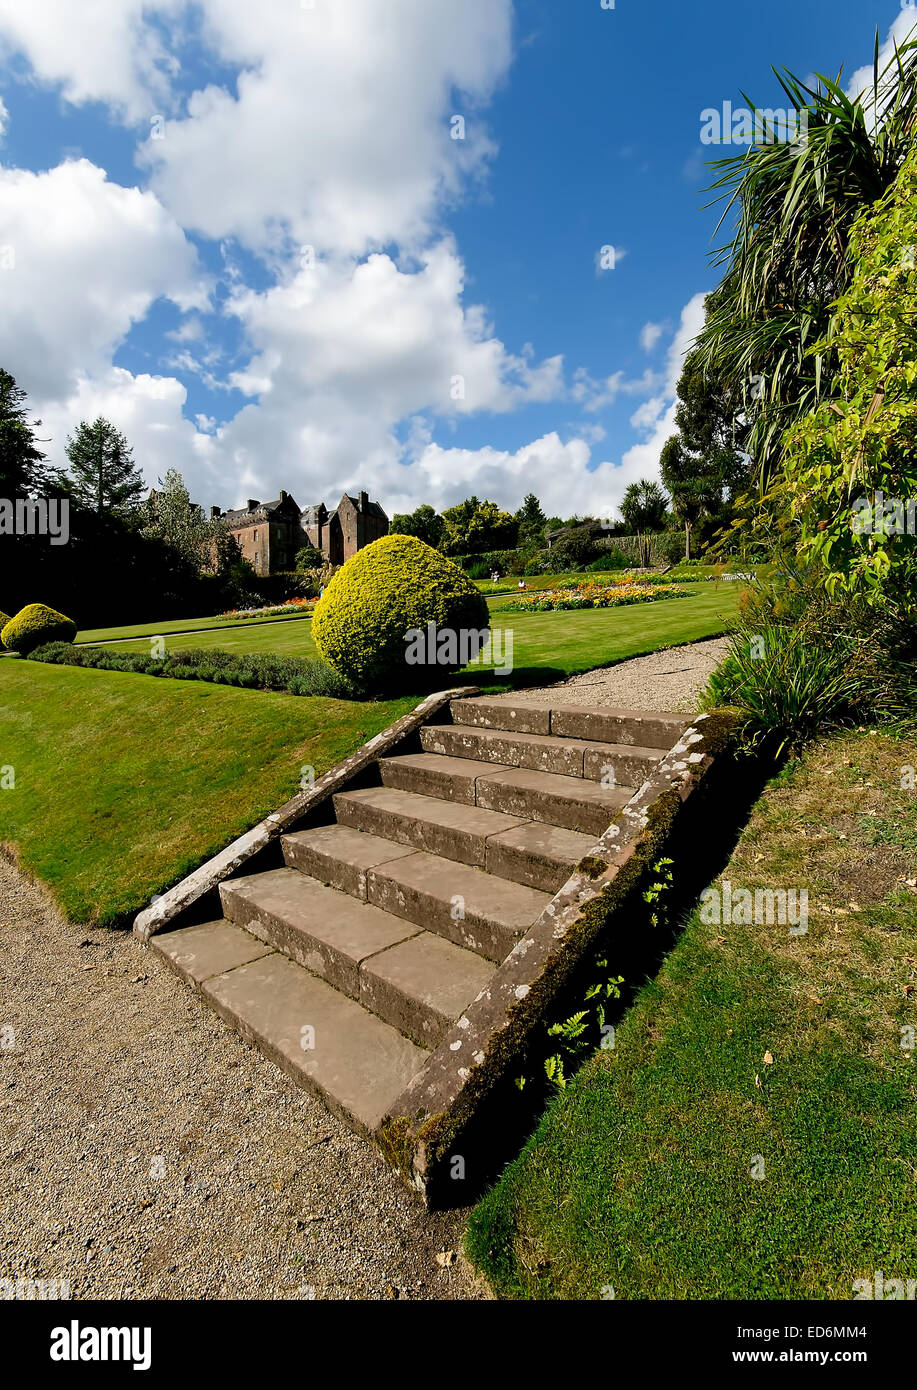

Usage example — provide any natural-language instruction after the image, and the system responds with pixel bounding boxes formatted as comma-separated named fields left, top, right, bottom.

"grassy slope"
left=0, top=662, right=413, bottom=926
left=100, top=583, right=742, bottom=682
left=77, top=610, right=312, bottom=644
left=467, top=729, right=917, bottom=1299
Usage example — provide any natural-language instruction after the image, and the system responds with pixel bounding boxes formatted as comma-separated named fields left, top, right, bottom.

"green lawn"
left=0, top=662, right=413, bottom=926
left=99, top=582, right=742, bottom=685
left=76, top=609, right=312, bottom=644
left=467, top=729, right=917, bottom=1299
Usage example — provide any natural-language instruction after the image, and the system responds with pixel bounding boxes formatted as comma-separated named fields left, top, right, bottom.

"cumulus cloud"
left=845, top=7, right=917, bottom=103
left=0, top=0, right=692, bottom=524
left=0, top=157, right=206, bottom=401
left=618, top=292, right=706, bottom=483
left=0, top=0, right=185, bottom=122
left=640, top=321, right=664, bottom=353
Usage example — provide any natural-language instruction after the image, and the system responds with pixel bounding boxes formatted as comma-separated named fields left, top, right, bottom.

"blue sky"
left=0, top=0, right=910, bottom=521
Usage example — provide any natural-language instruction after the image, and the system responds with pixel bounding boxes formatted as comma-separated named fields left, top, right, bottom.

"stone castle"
left=211, top=489, right=389, bottom=577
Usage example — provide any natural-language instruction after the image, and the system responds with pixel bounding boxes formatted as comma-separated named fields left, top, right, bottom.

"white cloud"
left=640, top=321, right=664, bottom=353
left=0, top=0, right=185, bottom=122
left=0, top=157, right=207, bottom=401
left=0, top=95, right=8, bottom=144
left=618, top=292, right=706, bottom=483
left=0, top=0, right=514, bottom=257
left=845, top=8, right=917, bottom=104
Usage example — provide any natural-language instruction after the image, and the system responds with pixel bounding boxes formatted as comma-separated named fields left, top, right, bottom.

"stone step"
left=382, top=752, right=631, bottom=836
left=151, top=920, right=427, bottom=1134
left=476, top=764, right=632, bottom=836
left=282, top=822, right=418, bottom=899
left=450, top=698, right=689, bottom=749
left=485, top=820, right=597, bottom=894
left=379, top=751, right=512, bottom=805
left=366, top=851, right=552, bottom=962
left=421, top=721, right=665, bottom=783
left=220, top=867, right=492, bottom=1047
left=285, top=822, right=549, bottom=960
left=333, top=786, right=527, bottom=869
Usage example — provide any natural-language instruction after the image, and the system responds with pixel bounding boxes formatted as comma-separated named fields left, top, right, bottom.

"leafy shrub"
left=0, top=612, right=10, bottom=647
left=312, top=533, right=489, bottom=690
left=587, top=549, right=631, bottom=572
left=1, top=603, right=77, bottom=654
left=550, top=526, right=602, bottom=570
left=704, top=574, right=917, bottom=753
left=27, top=642, right=356, bottom=699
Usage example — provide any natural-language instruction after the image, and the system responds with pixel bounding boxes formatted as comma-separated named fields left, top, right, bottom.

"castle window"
left=253, top=529, right=258, bottom=540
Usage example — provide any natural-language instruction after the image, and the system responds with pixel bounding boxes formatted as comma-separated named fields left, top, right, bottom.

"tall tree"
left=620, top=479, right=669, bottom=567
left=0, top=369, right=48, bottom=496
left=515, top=492, right=547, bottom=548
left=61, top=418, right=145, bottom=515
left=440, top=496, right=518, bottom=556
left=141, top=467, right=217, bottom=570
left=390, top=503, right=445, bottom=549
left=660, top=342, right=749, bottom=560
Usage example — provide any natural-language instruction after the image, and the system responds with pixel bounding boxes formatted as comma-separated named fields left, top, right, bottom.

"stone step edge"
left=281, top=829, right=546, bottom=961
left=133, top=684, right=478, bottom=943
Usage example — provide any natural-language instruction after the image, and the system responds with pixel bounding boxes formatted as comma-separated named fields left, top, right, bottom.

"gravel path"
left=495, top=636, right=729, bottom=714
left=0, top=856, right=482, bottom=1302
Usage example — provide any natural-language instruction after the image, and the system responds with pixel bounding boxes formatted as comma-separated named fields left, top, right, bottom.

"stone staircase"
left=147, top=695, right=692, bottom=1161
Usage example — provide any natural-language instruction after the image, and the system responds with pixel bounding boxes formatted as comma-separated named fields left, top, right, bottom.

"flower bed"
left=221, top=597, right=314, bottom=620
left=502, top=580, right=692, bottom=612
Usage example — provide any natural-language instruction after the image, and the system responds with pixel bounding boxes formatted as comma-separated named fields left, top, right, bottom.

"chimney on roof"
left=359, top=490, right=369, bottom=512
left=279, top=489, right=288, bottom=502
left=210, top=506, right=221, bottom=519
left=247, top=499, right=259, bottom=512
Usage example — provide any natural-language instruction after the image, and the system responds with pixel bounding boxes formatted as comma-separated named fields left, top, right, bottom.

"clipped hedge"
left=0, top=612, right=10, bottom=647
left=28, top=642, right=356, bottom=699
left=1, top=603, right=77, bottom=655
left=312, top=533, right=490, bottom=690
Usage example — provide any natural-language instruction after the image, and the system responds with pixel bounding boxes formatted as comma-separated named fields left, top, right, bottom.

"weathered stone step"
left=366, top=851, right=551, bottom=962
left=475, top=764, right=632, bottom=836
left=333, top=786, right=527, bottom=868
left=450, top=698, right=689, bottom=749
left=282, top=822, right=417, bottom=899
left=379, top=751, right=512, bottom=804
left=486, top=820, right=597, bottom=894
left=151, top=920, right=427, bottom=1134
left=381, top=752, right=631, bottom=836
left=285, top=823, right=549, bottom=961
left=220, top=867, right=492, bottom=1047
left=420, top=721, right=664, bottom=784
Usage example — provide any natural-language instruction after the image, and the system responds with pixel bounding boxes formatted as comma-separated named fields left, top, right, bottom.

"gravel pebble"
left=493, top=637, right=729, bottom=713
left=0, top=856, right=482, bottom=1302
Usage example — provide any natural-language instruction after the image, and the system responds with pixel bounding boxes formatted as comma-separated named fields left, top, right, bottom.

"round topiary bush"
left=1, top=603, right=77, bottom=655
left=312, top=534, right=490, bottom=690
left=0, top=612, right=10, bottom=647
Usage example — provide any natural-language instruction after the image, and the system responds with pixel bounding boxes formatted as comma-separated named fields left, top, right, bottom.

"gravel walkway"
left=495, top=636, right=729, bottom=714
left=0, top=856, right=482, bottom=1302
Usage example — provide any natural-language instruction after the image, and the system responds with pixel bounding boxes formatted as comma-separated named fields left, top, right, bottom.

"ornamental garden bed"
left=502, top=580, right=691, bottom=613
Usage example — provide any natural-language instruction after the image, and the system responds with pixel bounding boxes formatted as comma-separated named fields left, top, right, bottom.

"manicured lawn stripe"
left=99, top=583, right=742, bottom=683
left=0, top=662, right=413, bottom=926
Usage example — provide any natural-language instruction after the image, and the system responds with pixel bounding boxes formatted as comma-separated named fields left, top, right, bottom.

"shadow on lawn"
left=433, top=743, right=781, bottom=1210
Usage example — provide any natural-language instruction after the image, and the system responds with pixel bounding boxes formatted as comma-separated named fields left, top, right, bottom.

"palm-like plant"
left=696, top=34, right=917, bottom=491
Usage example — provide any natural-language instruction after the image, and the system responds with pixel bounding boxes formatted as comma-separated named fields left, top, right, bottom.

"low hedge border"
left=27, top=641, right=356, bottom=699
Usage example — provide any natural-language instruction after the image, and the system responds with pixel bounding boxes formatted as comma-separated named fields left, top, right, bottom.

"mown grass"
left=76, top=609, right=312, bottom=644
left=0, top=662, right=413, bottom=926
left=99, top=582, right=742, bottom=684
left=466, top=729, right=917, bottom=1299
